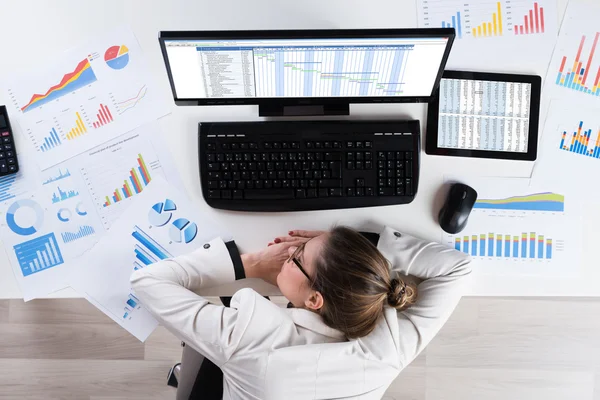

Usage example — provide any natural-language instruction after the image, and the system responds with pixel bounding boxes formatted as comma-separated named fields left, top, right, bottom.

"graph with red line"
left=91, top=104, right=114, bottom=128
left=554, top=32, right=600, bottom=97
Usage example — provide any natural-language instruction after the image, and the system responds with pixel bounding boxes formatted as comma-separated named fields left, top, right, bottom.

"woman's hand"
left=242, top=237, right=309, bottom=286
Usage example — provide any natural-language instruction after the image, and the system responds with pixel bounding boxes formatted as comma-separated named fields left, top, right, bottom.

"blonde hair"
left=310, top=226, right=417, bottom=339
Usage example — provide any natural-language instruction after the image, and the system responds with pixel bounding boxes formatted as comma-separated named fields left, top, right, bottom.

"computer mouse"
left=439, top=183, right=478, bottom=234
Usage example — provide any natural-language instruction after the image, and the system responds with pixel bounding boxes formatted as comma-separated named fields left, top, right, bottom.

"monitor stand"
left=259, top=103, right=350, bottom=117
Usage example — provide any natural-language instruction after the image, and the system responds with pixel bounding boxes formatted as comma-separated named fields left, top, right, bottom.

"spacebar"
left=244, top=189, right=295, bottom=200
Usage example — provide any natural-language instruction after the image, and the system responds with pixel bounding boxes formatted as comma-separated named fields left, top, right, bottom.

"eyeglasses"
left=288, top=242, right=312, bottom=281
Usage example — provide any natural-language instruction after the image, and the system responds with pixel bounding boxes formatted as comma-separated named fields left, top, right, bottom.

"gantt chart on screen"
left=164, top=38, right=449, bottom=98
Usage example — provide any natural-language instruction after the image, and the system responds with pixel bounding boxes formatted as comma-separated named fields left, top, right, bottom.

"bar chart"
left=65, top=112, right=88, bottom=140
left=441, top=177, right=580, bottom=277
left=51, top=186, right=79, bottom=203
left=39, top=128, right=62, bottom=152
left=558, top=120, right=600, bottom=158
left=91, top=104, right=114, bottom=128
left=554, top=33, right=600, bottom=97
left=453, top=232, right=554, bottom=259
left=102, top=153, right=151, bottom=207
left=417, top=0, right=556, bottom=40
left=474, top=192, right=565, bottom=212
left=513, top=2, right=545, bottom=35
left=60, top=225, right=96, bottom=243
left=13, top=233, right=65, bottom=277
left=42, top=168, right=71, bottom=185
left=472, top=2, right=504, bottom=38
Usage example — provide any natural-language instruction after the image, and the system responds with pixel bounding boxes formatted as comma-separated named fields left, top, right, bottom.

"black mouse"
left=439, top=183, right=478, bottom=234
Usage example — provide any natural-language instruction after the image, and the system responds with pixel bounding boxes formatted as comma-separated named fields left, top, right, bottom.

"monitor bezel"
left=158, top=29, right=456, bottom=107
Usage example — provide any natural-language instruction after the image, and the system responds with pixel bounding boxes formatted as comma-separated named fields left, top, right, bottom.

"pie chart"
left=6, top=199, right=44, bottom=236
left=169, top=218, right=198, bottom=244
left=148, top=199, right=176, bottom=227
left=105, top=45, right=129, bottom=70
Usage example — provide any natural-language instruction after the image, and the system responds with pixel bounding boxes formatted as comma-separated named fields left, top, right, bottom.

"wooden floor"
left=1, top=297, right=599, bottom=400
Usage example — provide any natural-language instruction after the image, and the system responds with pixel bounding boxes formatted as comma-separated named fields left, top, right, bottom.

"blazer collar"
left=287, top=308, right=347, bottom=340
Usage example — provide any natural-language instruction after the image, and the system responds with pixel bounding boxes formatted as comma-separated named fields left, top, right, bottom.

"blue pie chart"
left=6, top=199, right=44, bottom=236
left=148, top=199, right=176, bottom=227
left=169, top=218, right=198, bottom=244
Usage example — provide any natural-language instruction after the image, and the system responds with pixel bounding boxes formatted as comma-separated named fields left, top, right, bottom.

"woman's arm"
left=376, top=227, right=472, bottom=367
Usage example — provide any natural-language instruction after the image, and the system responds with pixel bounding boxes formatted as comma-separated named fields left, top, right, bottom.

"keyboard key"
left=356, top=141, right=363, bottom=148
left=356, top=187, right=364, bottom=196
left=246, top=180, right=254, bottom=189
left=232, top=190, right=243, bottom=199
left=365, top=152, right=372, bottom=160
left=207, top=190, right=220, bottom=198
left=333, top=142, right=341, bottom=148
left=366, top=187, right=374, bottom=196
left=307, top=189, right=317, bottom=198
left=319, top=179, right=341, bottom=188
left=324, top=142, right=331, bottom=148
left=396, top=151, right=404, bottom=160
left=228, top=181, right=236, bottom=189
left=231, top=143, right=239, bottom=150
left=347, top=161, right=354, bottom=170
left=396, top=186, right=405, bottom=196
left=356, top=161, right=363, bottom=169
left=405, top=151, right=413, bottom=160
left=378, top=151, right=386, bottom=160
left=264, top=142, right=272, bottom=149
left=0, top=152, right=4, bottom=159
left=240, top=143, right=248, bottom=150
left=365, top=161, right=372, bottom=169
left=318, top=188, right=329, bottom=197
left=237, top=181, right=245, bottom=189
left=250, top=143, right=258, bottom=149
left=245, top=189, right=294, bottom=200
left=329, top=188, right=343, bottom=197
left=207, top=143, right=216, bottom=151
left=273, top=180, right=282, bottom=188
left=295, top=189, right=306, bottom=198
left=323, top=170, right=331, bottom=179
left=208, top=181, right=218, bottom=189
left=356, top=152, right=363, bottom=161
left=365, top=141, right=372, bottom=148
left=387, top=151, right=395, bottom=160
left=222, top=143, right=230, bottom=150
left=315, top=142, right=322, bottom=149
left=207, top=163, right=220, bottom=171
left=221, top=190, right=232, bottom=199
left=207, top=154, right=216, bottom=162
left=8, top=165, right=16, bottom=172
left=330, top=162, right=342, bottom=179
left=378, top=187, right=394, bottom=196
left=405, top=178, right=413, bottom=195
left=346, top=188, right=355, bottom=196
left=282, top=142, right=289, bottom=149
left=306, top=142, right=313, bottom=149
left=346, top=141, right=354, bottom=148
left=405, top=161, right=413, bottom=177
left=356, top=179, right=365, bottom=187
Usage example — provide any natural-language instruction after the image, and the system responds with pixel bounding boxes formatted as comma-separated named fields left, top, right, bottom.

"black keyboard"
left=199, top=120, right=420, bottom=212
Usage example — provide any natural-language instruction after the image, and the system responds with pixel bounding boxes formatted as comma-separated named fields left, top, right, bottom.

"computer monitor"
left=159, top=29, right=455, bottom=116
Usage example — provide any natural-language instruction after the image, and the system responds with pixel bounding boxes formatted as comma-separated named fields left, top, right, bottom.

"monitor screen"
left=436, top=78, right=532, bottom=153
left=161, top=33, right=453, bottom=101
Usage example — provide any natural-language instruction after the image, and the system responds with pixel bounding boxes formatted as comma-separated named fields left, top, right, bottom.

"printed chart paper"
left=0, top=123, right=180, bottom=300
left=3, top=26, right=169, bottom=170
left=71, top=178, right=232, bottom=341
left=417, top=0, right=559, bottom=70
left=441, top=177, right=582, bottom=277
left=544, top=1, right=600, bottom=103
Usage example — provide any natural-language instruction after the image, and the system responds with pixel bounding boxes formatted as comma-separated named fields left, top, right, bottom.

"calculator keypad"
left=0, top=106, right=19, bottom=175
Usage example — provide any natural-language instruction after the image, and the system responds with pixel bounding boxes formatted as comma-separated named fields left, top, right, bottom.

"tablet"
left=426, top=70, right=541, bottom=161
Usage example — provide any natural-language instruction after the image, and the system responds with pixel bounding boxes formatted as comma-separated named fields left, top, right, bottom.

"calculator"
left=0, top=105, right=19, bottom=176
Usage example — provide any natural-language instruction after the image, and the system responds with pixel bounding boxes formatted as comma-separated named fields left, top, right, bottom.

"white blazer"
left=131, top=226, right=472, bottom=399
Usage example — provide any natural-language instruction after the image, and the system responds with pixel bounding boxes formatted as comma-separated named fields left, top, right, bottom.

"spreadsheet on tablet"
left=437, top=78, right=532, bottom=153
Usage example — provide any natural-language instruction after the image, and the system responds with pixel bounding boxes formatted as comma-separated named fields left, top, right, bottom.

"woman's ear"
left=304, top=290, right=324, bottom=311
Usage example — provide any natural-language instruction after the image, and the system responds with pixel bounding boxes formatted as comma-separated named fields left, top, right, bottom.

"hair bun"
left=387, top=278, right=417, bottom=311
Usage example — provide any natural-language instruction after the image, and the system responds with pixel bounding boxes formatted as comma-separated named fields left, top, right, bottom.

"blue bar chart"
left=442, top=11, right=463, bottom=38
left=558, top=120, right=600, bottom=158
left=13, top=233, right=65, bottom=277
left=61, top=225, right=96, bottom=243
left=0, top=174, right=18, bottom=202
left=40, top=128, right=62, bottom=152
left=51, top=186, right=79, bottom=203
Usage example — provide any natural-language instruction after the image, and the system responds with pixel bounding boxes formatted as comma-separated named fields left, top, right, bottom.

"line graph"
left=115, top=85, right=147, bottom=115
left=20, top=59, right=97, bottom=112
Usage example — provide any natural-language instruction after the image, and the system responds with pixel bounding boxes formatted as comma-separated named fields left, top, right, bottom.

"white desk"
left=1, top=0, right=595, bottom=299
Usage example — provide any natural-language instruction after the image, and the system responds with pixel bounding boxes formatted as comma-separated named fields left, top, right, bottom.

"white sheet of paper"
left=532, top=100, right=600, bottom=191
left=3, top=26, right=170, bottom=170
left=70, top=177, right=232, bottom=341
left=543, top=1, right=600, bottom=103
left=0, top=122, right=181, bottom=300
left=440, top=176, right=582, bottom=277
left=416, top=0, right=559, bottom=72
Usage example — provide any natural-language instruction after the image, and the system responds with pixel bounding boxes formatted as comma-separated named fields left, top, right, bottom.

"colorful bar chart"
left=51, top=186, right=79, bottom=203
left=65, top=112, right=88, bottom=140
left=472, top=2, right=503, bottom=38
left=13, top=233, right=65, bottom=277
left=60, top=225, right=96, bottom=243
left=558, top=120, right=600, bottom=158
left=103, top=154, right=152, bottom=207
left=21, top=59, right=97, bottom=112
left=514, top=2, right=545, bottom=35
left=474, top=193, right=565, bottom=212
left=40, top=128, right=62, bottom=152
left=92, top=104, right=114, bottom=128
left=555, top=32, right=600, bottom=96
left=453, top=232, right=553, bottom=259
left=441, top=11, right=463, bottom=39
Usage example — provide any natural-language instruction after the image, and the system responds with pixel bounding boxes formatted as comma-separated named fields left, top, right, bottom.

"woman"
left=131, top=226, right=471, bottom=399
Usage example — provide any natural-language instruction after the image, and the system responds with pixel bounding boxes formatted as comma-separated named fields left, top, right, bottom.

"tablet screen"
left=437, top=78, right=531, bottom=153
